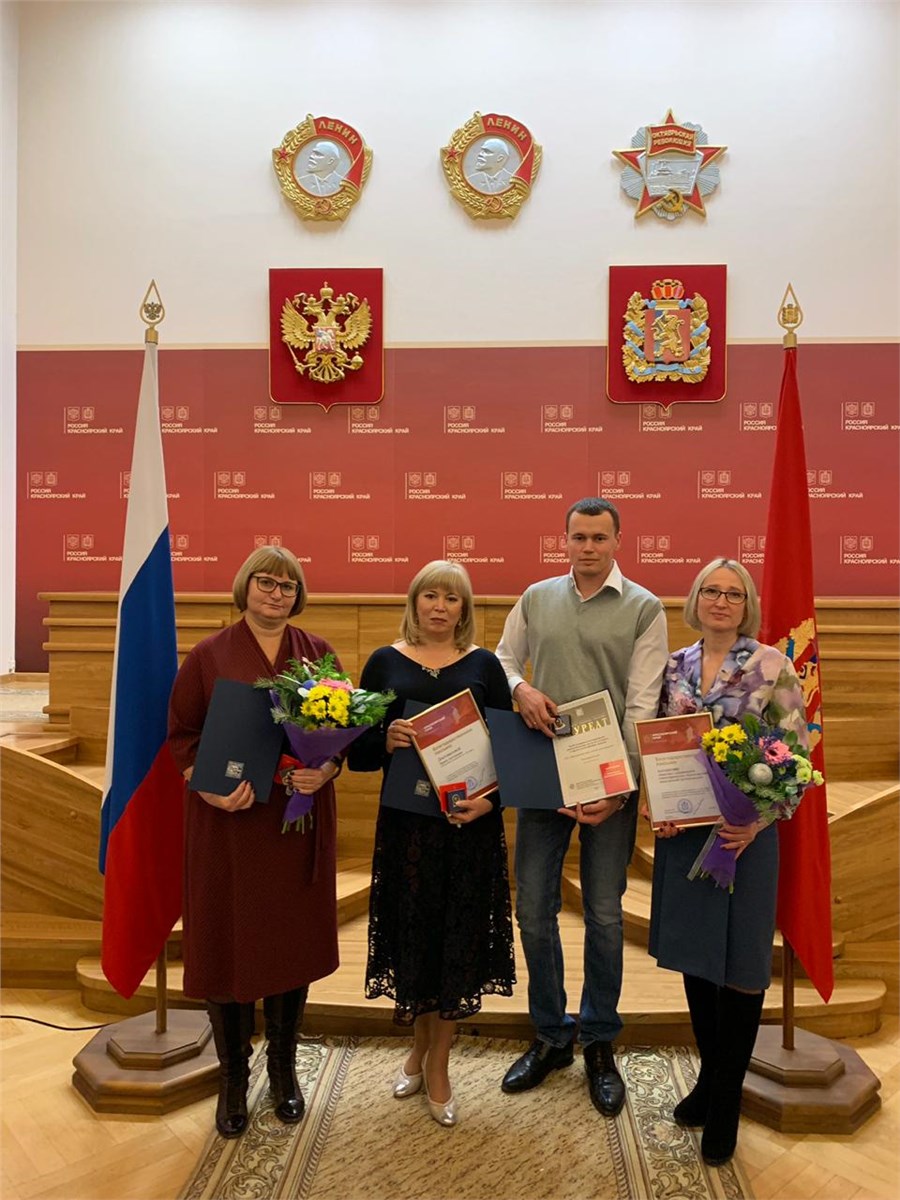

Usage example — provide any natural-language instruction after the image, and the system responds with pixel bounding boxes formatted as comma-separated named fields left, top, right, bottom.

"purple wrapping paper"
left=692, top=750, right=761, bottom=890
left=279, top=721, right=368, bottom=826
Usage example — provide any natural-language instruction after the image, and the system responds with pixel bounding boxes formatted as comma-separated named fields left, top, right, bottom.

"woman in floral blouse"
left=648, top=558, right=808, bottom=1167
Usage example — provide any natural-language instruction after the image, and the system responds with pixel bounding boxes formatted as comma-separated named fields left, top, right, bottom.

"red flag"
left=760, top=347, right=834, bottom=1002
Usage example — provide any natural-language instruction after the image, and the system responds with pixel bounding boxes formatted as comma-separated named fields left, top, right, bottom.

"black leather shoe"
left=584, top=1041, right=626, bottom=1117
left=501, top=1038, right=575, bottom=1093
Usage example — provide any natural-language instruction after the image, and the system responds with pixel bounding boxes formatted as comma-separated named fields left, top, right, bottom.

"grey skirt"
left=648, top=822, right=778, bottom=991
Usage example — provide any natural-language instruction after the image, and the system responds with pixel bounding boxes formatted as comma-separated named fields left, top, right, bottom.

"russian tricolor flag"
left=99, top=336, right=185, bottom=999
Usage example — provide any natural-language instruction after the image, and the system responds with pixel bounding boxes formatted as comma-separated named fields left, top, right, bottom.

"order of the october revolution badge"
left=607, top=265, right=727, bottom=407
left=273, top=115, right=372, bottom=222
left=269, top=268, right=384, bottom=409
left=441, top=112, right=541, bottom=220
left=613, top=111, right=726, bottom=221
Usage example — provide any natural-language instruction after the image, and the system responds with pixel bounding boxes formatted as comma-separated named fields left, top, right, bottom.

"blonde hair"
left=400, top=560, right=475, bottom=649
left=684, top=557, right=761, bottom=637
left=232, top=545, right=307, bottom=617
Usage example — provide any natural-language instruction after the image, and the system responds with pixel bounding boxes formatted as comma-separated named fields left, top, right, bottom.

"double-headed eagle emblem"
left=280, top=283, right=372, bottom=384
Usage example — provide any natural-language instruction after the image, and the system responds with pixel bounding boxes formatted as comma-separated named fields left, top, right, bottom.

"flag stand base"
left=741, top=1025, right=881, bottom=1134
left=72, top=1009, right=219, bottom=1115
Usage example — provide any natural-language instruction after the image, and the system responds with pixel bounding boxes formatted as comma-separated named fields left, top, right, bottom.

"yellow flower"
left=720, top=725, right=747, bottom=744
left=701, top=731, right=719, bottom=750
left=713, top=743, right=729, bottom=763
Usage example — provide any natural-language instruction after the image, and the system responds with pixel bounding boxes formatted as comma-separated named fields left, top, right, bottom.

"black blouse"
left=347, top=646, right=512, bottom=791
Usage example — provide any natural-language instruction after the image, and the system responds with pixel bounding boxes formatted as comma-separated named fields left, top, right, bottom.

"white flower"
left=748, top=762, right=774, bottom=785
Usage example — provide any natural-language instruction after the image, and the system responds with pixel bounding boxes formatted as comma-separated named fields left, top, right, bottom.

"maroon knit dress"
left=168, top=618, right=339, bottom=1003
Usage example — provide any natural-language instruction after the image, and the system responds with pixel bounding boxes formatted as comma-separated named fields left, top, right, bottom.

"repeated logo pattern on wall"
left=15, top=343, right=899, bottom=669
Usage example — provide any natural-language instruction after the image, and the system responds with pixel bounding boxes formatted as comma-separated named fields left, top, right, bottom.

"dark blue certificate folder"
left=380, top=702, right=561, bottom=816
left=484, top=708, right=562, bottom=809
left=380, top=700, right=444, bottom=818
left=190, top=679, right=285, bottom=802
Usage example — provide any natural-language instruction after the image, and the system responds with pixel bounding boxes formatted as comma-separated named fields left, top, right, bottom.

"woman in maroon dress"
left=168, top=546, right=342, bottom=1139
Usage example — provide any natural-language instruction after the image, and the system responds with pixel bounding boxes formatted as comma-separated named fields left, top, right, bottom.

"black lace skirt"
left=366, top=805, right=516, bottom=1024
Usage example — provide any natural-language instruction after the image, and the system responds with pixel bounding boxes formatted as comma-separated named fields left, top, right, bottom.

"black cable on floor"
left=0, top=1014, right=112, bottom=1030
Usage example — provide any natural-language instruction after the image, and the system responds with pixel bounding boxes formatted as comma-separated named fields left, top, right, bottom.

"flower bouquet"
left=256, top=654, right=394, bottom=832
left=689, top=713, right=823, bottom=890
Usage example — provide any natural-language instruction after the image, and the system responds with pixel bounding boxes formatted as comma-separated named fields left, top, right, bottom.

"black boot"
left=673, top=974, right=719, bottom=1128
left=206, top=1000, right=255, bottom=1139
left=264, top=987, right=308, bottom=1123
left=701, top=988, right=765, bottom=1166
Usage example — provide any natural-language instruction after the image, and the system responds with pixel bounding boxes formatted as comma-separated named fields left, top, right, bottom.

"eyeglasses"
left=699, top=586, right=747, bottom=605
left=252, top=574, right=300, bottom=598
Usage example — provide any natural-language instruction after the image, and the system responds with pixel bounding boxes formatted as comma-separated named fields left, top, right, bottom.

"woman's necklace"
left=409, top=646, right=462, bottom=678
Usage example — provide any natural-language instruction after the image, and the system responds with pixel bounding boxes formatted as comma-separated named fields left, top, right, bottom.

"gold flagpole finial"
left=778, top=283, right=803, bottom=348
left=140, top=280, right=165, bottom=344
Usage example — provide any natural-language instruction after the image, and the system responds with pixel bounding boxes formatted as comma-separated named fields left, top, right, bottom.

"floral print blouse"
left=661, top=635, right=809, bottom=820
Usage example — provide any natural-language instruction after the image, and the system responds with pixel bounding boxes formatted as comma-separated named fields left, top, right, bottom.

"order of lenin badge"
left=441, top=112, right=541, bottom=219
left=613, top=111, right=726, bottom=221
left=606, top=265, right=727, bottom=407
left=268, top=268, right=384, bottom=409
left=273, top=115, right=372, bottom=222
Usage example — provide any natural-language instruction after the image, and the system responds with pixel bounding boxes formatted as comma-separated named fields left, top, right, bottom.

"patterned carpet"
left=178, top=1036, right=753, bottom=1200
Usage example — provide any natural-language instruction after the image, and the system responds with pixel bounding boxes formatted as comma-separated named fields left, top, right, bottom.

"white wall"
left=1, top=1, right=19, bottom=674
left=15, top=0, right=899, bottom=348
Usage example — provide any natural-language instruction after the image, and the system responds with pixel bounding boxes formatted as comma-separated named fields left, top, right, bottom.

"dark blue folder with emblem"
left=380, top=702, right=561, bottom=815
left=380, top=700, right=444, bottom=818
left=484, top=708, right=562, bottom=809
left=190, top=679, right=284, bottom=803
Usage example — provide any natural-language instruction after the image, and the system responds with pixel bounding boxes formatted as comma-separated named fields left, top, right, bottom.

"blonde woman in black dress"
left=348, top=561, right=515, bottom=1127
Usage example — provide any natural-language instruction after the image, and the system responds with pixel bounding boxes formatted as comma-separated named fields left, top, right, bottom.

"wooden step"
left=0, top=913, right=103, bottom=988
left=0, top=912, right=186, bottom=988
left=74, top=910, right=886, bottom=1043
left=834, top=940, right=899, bottom=1016
left=335, top=856, right=371, bottom=923
left=2, top=857, right=369, bottom=993
left=74, top=858, right=371, bottom=1010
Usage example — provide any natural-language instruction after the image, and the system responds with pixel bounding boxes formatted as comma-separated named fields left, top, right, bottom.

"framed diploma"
left=634, top=712, right=720, bottom=829
left=407, top=689, right=498, bottom=802
left=553, top=690, right=636, bottom=807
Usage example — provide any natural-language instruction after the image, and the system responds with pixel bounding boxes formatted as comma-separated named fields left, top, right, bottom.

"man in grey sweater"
left=495, top=497, right=668, bottom=1115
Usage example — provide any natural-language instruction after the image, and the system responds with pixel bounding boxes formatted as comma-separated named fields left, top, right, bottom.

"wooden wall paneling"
left=0, top=746, right=104, bottom=919
left=34, top=593, right=900, bottom=783
left=301, top=602, right=362, bottom=677
left=830, top=785, right=900, bottom=943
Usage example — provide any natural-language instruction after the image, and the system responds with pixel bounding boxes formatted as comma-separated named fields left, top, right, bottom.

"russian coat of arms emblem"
left=613, top=111, right=726, bottom=222
left=280, top=284, right=372, bottom=384
left=268, top=268, right=384, bottom=409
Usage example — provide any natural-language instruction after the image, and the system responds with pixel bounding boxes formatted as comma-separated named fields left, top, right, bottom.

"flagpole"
left=72, top=284, right=218, bottom=1113
left=141, top=287, right=172, bottom=1043
left=738, top=285, right=880, bottom=1133
left=776, top=284, right=801, bottom=1056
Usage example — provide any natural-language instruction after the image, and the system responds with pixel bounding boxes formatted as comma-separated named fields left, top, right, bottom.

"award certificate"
left=634, top=712, right=720, bottom=829
left=553, top=690, right=636, bottom=807
left=408, top=689, right=498, bottom=802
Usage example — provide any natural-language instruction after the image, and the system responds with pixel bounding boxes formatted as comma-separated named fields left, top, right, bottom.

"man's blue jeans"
left=514, top=802, right=637, bottom=1047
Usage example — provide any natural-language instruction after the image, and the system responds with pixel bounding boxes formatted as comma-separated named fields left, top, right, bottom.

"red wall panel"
left=16, top=343, right=899, bottom=670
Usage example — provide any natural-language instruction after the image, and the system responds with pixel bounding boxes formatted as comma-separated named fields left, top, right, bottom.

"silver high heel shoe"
left=422, top=1053, right=458, bottom=1127
left=392, top=1063, right=423, bottom=1098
